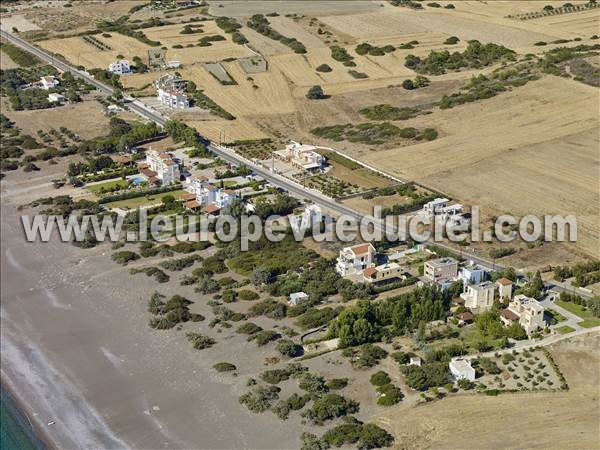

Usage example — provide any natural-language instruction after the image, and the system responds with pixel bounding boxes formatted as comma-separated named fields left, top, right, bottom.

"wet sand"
left=0, top=192, right=304, bottom=449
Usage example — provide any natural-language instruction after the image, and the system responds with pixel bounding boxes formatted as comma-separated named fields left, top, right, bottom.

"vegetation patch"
left=405, top=40, right=516, bottom=75
left=311, top=122, right=438, bottom=145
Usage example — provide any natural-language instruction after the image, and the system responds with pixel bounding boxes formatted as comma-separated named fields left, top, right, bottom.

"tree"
left=276, top=339, right=303, bottom=357
left=357, top=423, right=394, bottom=450
left=316, top=64, right=333, bottom=73
left=402, top=79, right=415, bottom=90
left=306, top=85, right=326, bottom=100
left=370, top=371, right=391, bottom=386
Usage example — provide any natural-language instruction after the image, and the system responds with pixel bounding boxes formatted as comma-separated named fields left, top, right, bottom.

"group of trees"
left=215, top=16, right=248, bottom=45
left=247, top=14, right=306, bottom=53
left=311, top=122, right=438, bottom=145
left=328, top=286, right=451, bottom=348
left=405, top=40, right=516, bottom=75
left=553, top=260, right=600, bottom=287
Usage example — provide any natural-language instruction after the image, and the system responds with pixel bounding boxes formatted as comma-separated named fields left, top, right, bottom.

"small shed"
left=409, top=356, right=422, bottom=366
left=48, top=93, right=65, bottom=103
left=449, top=358, right=475, bottom=381
left=289, top=291, right=308, bottom=306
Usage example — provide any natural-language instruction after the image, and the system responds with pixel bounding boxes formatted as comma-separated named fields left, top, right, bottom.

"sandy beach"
left=0, top=174, right=307, bottom=449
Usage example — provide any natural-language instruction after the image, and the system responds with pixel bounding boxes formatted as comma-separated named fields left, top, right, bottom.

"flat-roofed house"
left=449, top=358, right=475, bottom=381
left=274, top=141, right=325, bottom=172
left=500, top=294, right=545, bottom=336
left=40, top=75, right=59, bottom=90
left=335, top=243, right=376, bottom=277
left=424, top=257, right=458, bottom=283
left=460, top=281, right=495, bottom=312
left=362, top=262, right=405, bottom=284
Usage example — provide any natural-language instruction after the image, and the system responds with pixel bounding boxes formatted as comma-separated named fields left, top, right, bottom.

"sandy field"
left=376, top=331, right=600, bottom=449
left=187, top=118, right=269, bottom=143
left=0, top=14, right=41, bottom=32
left=3, top=98, right=114, bottom=139
left=532, top=8, right=600, bottom=36
left=351, top=76, right=599, bottom=256
left=319, top=6, right=562, bottom=47
left=38, top=34, right=150, bottom=69
left=181, top=62, right=297, bottom=117
left=206, top=0, right=380, bottom=18
left=0, top=49, right=20, bottom=69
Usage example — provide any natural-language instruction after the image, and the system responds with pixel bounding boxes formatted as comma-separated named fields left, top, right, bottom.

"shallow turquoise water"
left=0, top=387, right=46, bottom=450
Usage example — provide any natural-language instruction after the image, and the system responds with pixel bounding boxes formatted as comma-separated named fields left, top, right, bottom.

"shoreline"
left=1, top=376, right=55, bottom=450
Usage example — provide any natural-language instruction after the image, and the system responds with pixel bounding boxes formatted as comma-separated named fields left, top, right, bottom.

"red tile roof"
left=140, top=168, right=157, bottom=178
left=350, top=243, right=372, bottom=256
left=363, top=267, right=378, bottom=278
left=457, top=312, right=474, bottom=322
left=497, top=277, right=513, bottom=286
left=184, top=200, right=201, bottom=209
left=203, top=204, right=221, bottom=214
left=501, top=309, right=519, bottom=321
left=180, top=193, right=197, bottom=201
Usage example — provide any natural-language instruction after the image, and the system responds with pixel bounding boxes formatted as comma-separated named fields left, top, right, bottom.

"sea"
left=0, top=386, right=46, bottom=450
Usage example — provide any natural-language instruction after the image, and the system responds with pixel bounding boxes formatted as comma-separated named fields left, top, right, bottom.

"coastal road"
left=3, top=29, right=595, bottom=296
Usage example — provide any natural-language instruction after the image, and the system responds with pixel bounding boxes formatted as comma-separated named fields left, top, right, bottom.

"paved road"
left=3, top=28, right=596, bottom=300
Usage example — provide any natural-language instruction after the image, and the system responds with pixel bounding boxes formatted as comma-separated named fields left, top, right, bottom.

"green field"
left=555, top=325, right=576, bottom=335
left=105, top=189, right=187, bottom=209
left=555, top=300, right=600, bottom=328
left=87, top=179, right=130, bottom=194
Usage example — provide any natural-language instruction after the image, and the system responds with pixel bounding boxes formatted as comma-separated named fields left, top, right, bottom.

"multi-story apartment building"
left=140, top=149, right=181, bottom=185
left=460, top=281, right=495, bottom=311
left=424, top=257, right=459, bottom=283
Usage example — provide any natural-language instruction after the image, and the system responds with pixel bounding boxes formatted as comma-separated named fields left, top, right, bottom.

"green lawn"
left=577, top=319, right=600, bottom=328
left=87, top=179, right=130, bottom=193
left=555, top=300, right=600, bottom=329
left=556, top=325, right=576, bottom=335
left=545, top=308, right=567, bottom=325
left=105, top=189, right=187, bottom=209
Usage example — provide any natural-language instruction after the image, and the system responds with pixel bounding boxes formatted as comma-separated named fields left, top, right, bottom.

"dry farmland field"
left=376, top=332, right=600, bottom=450
left=11, top=0, right=599, bottom=259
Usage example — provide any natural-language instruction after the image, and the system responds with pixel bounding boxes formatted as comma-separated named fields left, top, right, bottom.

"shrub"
left=239, top=385, right=281, bottom=413
left=302, top=393, right=359, bottom=425
left=276, top=339, right=303, bottom=357
left=237, top=322, right=263, bottom=335
left=111, top=250, right=140, bottom=265
left=213, top=362, right=237, bottom=372
left=186, top=332, right=215, bottom=350
left=444, top=36, right=460, bottom=45
left=370, top=371, right=391, bottom=386
left=251, top=330, right=281, bottom=346
left=306, top=85, right=326, bottom=99
left=326, top=378, right=349, bottom=390
left=376, top=383, right=404, bottom=406
left=316, top=64, right=333, bottom=72
left=238, top=289, right=259, bottom=301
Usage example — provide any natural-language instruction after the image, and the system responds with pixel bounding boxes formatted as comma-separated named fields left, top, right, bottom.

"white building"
left=424, top=257, right=459, bottom=283
left=40, top=75, right=59, bottom=90
left=108, top=59, right=131, bottom=75
left=183, top=175, right=237, bottom=214
left=335, top=243, right=376, bottom=277
left=421, top=198, right=449, bottom=217
left=500, top=294, right=545, bottom=336
left=460, top=281, right=495, bottom=312
left=496, top=277, right=513, bottom=301
left=274, top=141, right=325, bottom=172
left=409, top=356, right=422, bottom=366
left=47, top=93, right=65, bottom=103
left=450, top=358, right=475, bottom=382
left=141, top=149, right=181, bottom=185
left=289, top=204, right=322, bottom=233
left=155, top=74, right=189, bottom=109
left=289, top=291, right=309, bottom=306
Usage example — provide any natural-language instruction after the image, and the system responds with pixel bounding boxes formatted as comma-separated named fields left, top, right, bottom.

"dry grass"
left=187, top=119, right=268, bottom=142
left=38, top=34, right=150, bottom=69
left=143, top=21, right=254, bottom=64
left=375, top=332, right=600, bottom=450
left=533, top=8, right=600, bottom=36
left=356, top=76, right=599, bottom=256
left=6, top=99, right=113, bottom=139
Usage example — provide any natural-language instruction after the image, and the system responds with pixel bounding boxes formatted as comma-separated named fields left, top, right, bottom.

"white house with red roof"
left=335, top=243, right=376, bottom=277
left=142, top=148, right=180, bottom=185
